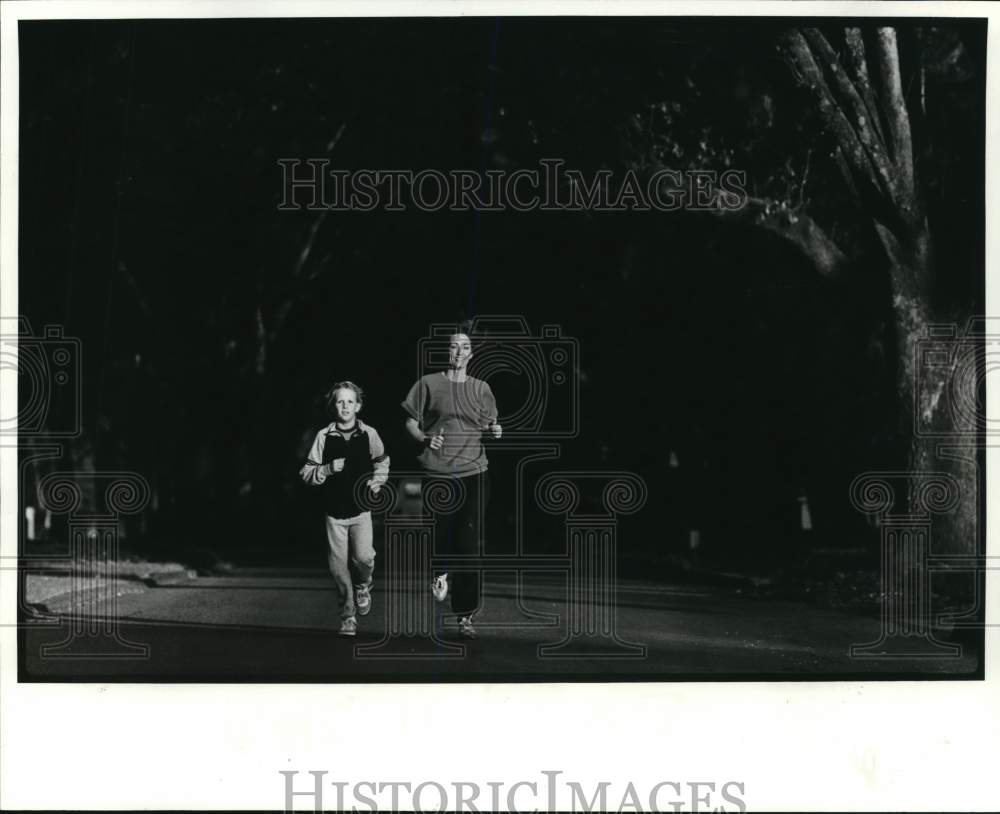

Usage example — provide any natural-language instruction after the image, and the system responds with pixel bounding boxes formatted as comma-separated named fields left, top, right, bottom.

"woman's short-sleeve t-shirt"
left=402, top=372, right=497, bottom=475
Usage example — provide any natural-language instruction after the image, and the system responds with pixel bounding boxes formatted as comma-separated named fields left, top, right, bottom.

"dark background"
left=17, top=18, right=986, bottom=580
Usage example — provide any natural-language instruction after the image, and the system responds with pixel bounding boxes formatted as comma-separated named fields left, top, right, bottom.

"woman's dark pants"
left=428, top=472, right=490, bottom=616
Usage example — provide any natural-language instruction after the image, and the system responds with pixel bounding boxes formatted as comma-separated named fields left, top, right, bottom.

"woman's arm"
left=483, top=383, right=501, bottom=438
left=405, top=417, right=443, bottom=450
left=404, top=417, right=424, bottom=444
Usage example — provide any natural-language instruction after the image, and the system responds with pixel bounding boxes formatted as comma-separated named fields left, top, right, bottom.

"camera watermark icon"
left=914, top=317, right=998, bottom=438
left=0, top=317, right=82, bottom=437
left=417, top=316, right=579, bottom=440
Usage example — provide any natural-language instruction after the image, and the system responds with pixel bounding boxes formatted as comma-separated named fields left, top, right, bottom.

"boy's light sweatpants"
left=325, top=511, right=375, bottom=619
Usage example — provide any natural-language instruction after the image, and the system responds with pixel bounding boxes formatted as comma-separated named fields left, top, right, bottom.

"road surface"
left=20, top=567, right=979, bottom=680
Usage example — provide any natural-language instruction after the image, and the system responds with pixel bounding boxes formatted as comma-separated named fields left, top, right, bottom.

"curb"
left=40, top=580, right=150, bottom=616
left=145, top=568, right=199, bottom=587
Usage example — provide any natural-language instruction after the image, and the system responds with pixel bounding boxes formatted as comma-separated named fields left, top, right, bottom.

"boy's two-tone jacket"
left=299, top=420, right=390, bottom=519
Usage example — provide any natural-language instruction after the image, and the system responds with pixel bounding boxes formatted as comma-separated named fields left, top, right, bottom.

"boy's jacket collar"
left=326, top=419, right=368, bottom=434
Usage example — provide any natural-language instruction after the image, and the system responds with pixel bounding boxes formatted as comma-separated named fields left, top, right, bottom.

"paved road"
left=21, top=567, right=979, bottom=680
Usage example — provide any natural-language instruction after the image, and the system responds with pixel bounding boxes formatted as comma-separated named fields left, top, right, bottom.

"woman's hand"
left=490, top=422, right=502, bottom=439
left=426, top=431, right=444, bottom=451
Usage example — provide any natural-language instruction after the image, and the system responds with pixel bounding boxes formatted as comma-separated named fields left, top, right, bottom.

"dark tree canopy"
left=18, top=18, right=985, bottom=565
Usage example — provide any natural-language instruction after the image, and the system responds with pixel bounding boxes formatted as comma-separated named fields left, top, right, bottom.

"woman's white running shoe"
left=431, top=573, right=449, bottom=602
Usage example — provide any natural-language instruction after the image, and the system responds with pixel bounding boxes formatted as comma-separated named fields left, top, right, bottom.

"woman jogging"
left=402, top=326, right=501, bottom=639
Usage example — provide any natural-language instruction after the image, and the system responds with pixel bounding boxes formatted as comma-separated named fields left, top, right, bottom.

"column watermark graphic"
left=848, top=317, right=995, bottom=660
left=351, top=473, right=466, bottom=660
left=849, top=471, right=962, bottom=658
left=535, top=472, right=647, bottom=658
left=35, top=472, right=151, bottom=659
left=348, top=466, right=650, bottom=661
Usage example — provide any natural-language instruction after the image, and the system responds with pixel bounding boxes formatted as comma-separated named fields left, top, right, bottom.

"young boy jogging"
left=300, top=381, right=390, bottom=636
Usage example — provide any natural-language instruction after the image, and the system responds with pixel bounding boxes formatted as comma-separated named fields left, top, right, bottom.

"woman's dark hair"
left=325, top=380, right=364, bottom=414
left=449, top=318, right=477, bottom=349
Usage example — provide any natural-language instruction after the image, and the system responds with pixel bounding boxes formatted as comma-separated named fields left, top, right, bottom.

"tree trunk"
left=780, top=25, right=979, bottom=560
left=884, top=241, right=977, bottom=558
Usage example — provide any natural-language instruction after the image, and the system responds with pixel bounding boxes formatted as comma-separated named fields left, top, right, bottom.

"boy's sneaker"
left=457, top=615, right=477, bottom=639
left=354, top=583, right=372, bottom=616
left=337, top=616, right=357, bottom=637
left=431, top=573, right=449, bottom=603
